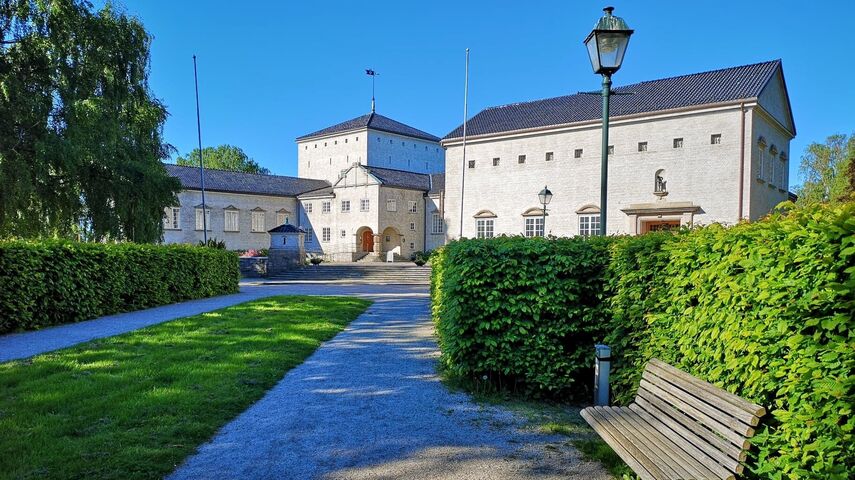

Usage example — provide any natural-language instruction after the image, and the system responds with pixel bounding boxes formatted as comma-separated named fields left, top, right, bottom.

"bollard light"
left=594, top=344, right=612, bottom=406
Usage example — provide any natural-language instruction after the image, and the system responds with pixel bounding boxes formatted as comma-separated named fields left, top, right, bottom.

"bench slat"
left=609, top=406, right=725, bottom=480
left=639, top=378, right=755, bottom=441
left=596, top=407, right=690, bottom=479
left=634, top=395, right=747, bottom=465
left=648, top=359, right=766, bottom=418
left=581, top=407, right=662, bottom=480
left=642, top=369, right=759, bottom=428
left=629, top=403, right=739, bottom=478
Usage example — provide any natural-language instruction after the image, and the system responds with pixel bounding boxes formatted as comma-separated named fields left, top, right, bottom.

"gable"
left=332, top=164, right=380, bottom=188
left=757, top=68, right=796, bottom=136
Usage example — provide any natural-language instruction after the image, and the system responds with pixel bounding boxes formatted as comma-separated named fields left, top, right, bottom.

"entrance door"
left=642, top=220, right=680, bottom=234
left=361, top=230, right=374, bottom=252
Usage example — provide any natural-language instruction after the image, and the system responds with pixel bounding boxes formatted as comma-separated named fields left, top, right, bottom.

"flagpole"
left=193, top=55, right=208, bottom=244
left=459, top=48, right=469, bottom=238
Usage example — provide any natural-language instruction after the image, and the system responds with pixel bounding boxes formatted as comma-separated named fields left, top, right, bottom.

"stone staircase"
left=265, top=263, right=431, bottom=284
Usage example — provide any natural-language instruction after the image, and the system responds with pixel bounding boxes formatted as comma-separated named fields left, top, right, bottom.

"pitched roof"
left=297, top=112, right=441, bottom=142
left=444, top=60, right=783, bottom=140
left=429, top=173, right=445, bottom=195
left=268, top=224, right=305, bottom=234
left=165, top=164, right=329, bottom=197
left=364, top=166, right=432, bottom=191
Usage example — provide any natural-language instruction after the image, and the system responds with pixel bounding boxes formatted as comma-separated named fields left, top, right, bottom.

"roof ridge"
left=365, top=165, right=431, bottom=176
left=483, top=59, right=782, bottom=112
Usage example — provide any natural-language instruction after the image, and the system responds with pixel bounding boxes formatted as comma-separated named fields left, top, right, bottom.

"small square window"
left=545, top=152, right=554, bottom=161
left=334, top=140, right=337, bottom=145
left=468, top=160, right=475, bottom=169
left=638, top=142, right=648, bottom=152
left=518, top=155, right=526, bottom=164
left=608, top=145, right=614, bottom=155
left=574, top=149, right=583, bottom=158
left=340, top=229, right=346, bottom=238
left=410, top=222, right=416, bottom=231
left=673, top=138, right=683, bottom=148
left=409, top=242, right=415, bottom=249
left=324, top=142, right=327, bottom=147
left=345, top=138, right=348, bottom=143
left=711, top=134, right=722, bottom=145
left=492, top=157, right=500, bottom=166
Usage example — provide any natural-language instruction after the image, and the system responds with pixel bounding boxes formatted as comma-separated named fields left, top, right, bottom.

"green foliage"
left=0, top=295, right=371, bottom=480
left=0, top=0, right=180, bottom=242
left=309, top=256, right=323, bottom=265
left=197, top=237, right=227, bottom=249
left=797, top=133, right=855, bottom=205
left=0, top=239, right=239, bottom=333
left=176, top=145, right=270, bottom=175
left=432, top=203, right=854, bottom=478
left=431, top=235, right=614, bottom=398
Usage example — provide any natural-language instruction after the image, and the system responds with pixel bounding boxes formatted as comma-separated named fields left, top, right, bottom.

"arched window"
left=576, top=205, right=600, bottom=237
left=473, top=210, right=496, bottom=239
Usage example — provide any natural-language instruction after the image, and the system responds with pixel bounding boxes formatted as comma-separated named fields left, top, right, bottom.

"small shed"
left=267, top=224, right=306, bottom=274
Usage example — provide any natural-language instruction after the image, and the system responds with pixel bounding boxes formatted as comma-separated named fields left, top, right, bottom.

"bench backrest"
left=634, top=358, right=766, bottom=477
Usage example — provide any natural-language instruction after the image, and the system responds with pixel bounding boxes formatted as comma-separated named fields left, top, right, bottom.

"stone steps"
left=265, top=264, right=431, bottom=284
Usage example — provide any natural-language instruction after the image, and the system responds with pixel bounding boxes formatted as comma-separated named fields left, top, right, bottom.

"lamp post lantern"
left=584, top=6, right=633, bottom=236
left=538, top=185, right=553, bottom=237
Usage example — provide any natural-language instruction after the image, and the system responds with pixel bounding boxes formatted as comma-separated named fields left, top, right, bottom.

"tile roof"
left=165, top=164, right=329, bottom=197
left=297, top=112, right=441, bottom=142
left=443, top=60, right=782, bottom=140
left=365, top=166, right=432, bottom=191
left=429, top=173, right=445, bottom=195
left=296, top=185, right=335, bottom=198
left=268, top=224, right=305, bottom=234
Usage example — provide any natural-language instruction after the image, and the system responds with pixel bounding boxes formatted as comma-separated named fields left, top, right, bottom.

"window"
left=711, top=134, right=722, bottom=145
left=340, top=229, right=346, bottom=238
left=360, top=198, right=370, bottom=212
left=408, top=201, right=417, bottom=213
left=324, top=142, right=327, bottom=147
left=545, top=152, right=554, bottom=161
left=578, top=214, right=601, bottom=237
left=638, top=142, right=648, bottom=152
left=224, top=209, right=239, bottom=232
left=334, top=140, right=337, bottom=145
left=468, top=160, right=475, bottom=169
left=194, top=208, right=211, bottom=231
left=574, top=149, right=583, bottom=158
left=409, top=242, right=415, bottom=250
left=518, top=155, right=526, bottom=164
left=163, top=207, right=180, bottom=230
left=341, top=200, right=351, bottom=213
left=431, top=213, right=444, bottom=234
left=276, top=210, right=289, bottom=226
left=305, top=202, right=313, bottom=213
left=251, top=211, right=265, bottom=232
left=756, top=137, right=767, bottom=181
left=386, top=199, right=397, bottom=212
left=673, top=138, right=683, bottom=148
left=608, top=145, right=614, bottom=155
left=476, top=219, right=494, bottom=239
left=306, top=228, right=313, bottom=242
left=524, top=217, right=544, bottom=237
left=492, top=157, right=500, bottom=166
left=767, top=146, right=777, bottom=185
left=322, top=228, right=331, bottom=242
left=322, top=201, right=331, bottom=213
left=410, top=222, right=416, bottom=231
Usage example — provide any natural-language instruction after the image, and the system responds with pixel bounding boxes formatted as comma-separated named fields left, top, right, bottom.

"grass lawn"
left=442, top=376, right=632, bottom=479
left=0, top=295, right=371, bottom=480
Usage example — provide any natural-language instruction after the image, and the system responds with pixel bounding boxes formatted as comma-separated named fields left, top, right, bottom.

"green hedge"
left=431, top=235, right=614, bottom=398
left=0, top=240, right=239, bottom=333
left=431, top=203, right=854, bottom=479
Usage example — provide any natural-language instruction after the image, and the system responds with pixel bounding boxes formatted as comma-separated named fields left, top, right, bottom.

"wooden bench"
left=580, top=358, right=766, bottom=480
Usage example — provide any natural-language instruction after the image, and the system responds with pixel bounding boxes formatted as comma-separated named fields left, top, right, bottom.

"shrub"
left=607, top=203, right=855, bottom=479
left=0, top=240, right=239, bottom=333
left=309, top=256, right=323, bottom=265
left=198, top=237, right=226, bottom=249
left=431, top=235, right=614, bottom=398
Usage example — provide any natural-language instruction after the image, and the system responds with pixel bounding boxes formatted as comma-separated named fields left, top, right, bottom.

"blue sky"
left=114, top=0, right=854, bottom=186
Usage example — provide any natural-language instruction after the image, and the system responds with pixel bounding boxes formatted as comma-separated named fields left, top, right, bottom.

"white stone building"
left=441, top=60, right=796, bottom=238
left=163, top=59, right=796, bottom=259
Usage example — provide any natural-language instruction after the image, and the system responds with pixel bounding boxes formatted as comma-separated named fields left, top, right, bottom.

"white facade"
left=441, top=75, right=794, bottom=239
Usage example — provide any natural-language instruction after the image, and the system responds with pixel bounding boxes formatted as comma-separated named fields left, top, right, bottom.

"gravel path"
left=168, top=294, right=611, bottom=480
left=0, top=284, right=426, bottom=363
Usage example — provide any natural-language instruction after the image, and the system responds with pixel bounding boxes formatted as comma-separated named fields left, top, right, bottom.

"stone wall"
left=238, top=257, right=267, bottom=277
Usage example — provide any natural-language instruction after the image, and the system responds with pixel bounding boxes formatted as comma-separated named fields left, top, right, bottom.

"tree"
left=176, top=145, right=270, bottom=175
left=796, top=133, right=855, bottom=205
left=0, top=0, right=179, bottom=242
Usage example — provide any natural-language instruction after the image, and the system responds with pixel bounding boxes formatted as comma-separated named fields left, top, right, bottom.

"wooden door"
left=642, top=220, right=680, bottom=234
left=361, top=230, right=374, bottom=252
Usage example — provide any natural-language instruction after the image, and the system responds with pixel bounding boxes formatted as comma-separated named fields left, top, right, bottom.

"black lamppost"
left=584, top=6, right=633, bottom=236
left=538, top=185, right=553, bottom=237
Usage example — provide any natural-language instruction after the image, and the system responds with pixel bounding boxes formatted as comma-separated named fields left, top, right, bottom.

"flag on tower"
left=365, top=69, right=376, bottom=76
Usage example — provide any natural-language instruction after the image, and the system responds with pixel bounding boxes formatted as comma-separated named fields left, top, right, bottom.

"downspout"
left=737, top=102, right=746, bottom=221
